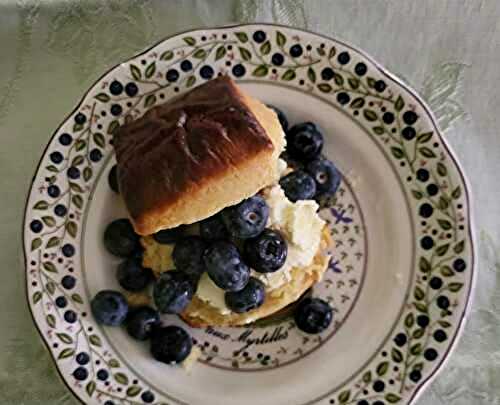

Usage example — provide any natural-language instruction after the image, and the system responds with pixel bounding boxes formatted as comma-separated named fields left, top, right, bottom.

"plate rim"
left=22, top=22, right=476, bottom=405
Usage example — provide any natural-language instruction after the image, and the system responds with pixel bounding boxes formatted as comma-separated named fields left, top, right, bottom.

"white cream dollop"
left=195, top=183, right=325, bottom=312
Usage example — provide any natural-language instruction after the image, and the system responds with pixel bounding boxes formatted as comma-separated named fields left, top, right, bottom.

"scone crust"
left=114, top=76, right=284, bottom=235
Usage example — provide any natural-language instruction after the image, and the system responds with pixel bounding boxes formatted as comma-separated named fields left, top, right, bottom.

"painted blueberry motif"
left=354, top=62, right=367, bottom=76
left=125, top=82, right=138, bottom=97
left=289, top=44, right=303, bottom=57
left=58, top=133, right=72, bottom=146
left=271, top=53, right=284, bottom=66
left=232, top=64, right=246, bottom=77
left=109, top=80, right=123, bottom=95
left=166, top=69, right=179, bottom=82
left=200, top=65, right=214, bottom=79
left=180, top=60, right=192, bottom=72
left=50, top=151, right=63, bottom=164
left=252, top=30, right=266, bottom=43
left=337, top=51, right=350, bottom=65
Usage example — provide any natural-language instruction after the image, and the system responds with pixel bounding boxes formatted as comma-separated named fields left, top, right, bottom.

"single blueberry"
left=50, top=151, right=64, bottom=164
left=151, top=325, right=192, bottom=364
left=48, top=185, right=60, bottom=198
left=89, top=148, right=102, bottom=162
left=200, top=65, right=214, bottom=79
left=225, top=277, right=266, bottom=313
left=244, top=229, right=288, bottom=273
left=286, top=125, right=323, bottom=162
left=173, top=236, right=208, bottom=276
left=153, top=271, right=195, bottom=314
left=437, top=295, right=450, bottom=309
left=126, top=306, right=160, bottom=341
left=394, top=333, right=407, bottom=347
left=429, top=276, right=443, bottom=290
left=125, top=82, right=138, bottom=97
left=373, top=380, right=385, bottom=392
left=91, top=290, right=128, bottom=326
left=419, top=203, right=433, bottom=218
left=73, top=367, right=88, bottom=381
left=221, top=196, right=269, bottom=239
left=433, top=329, right=447, bottom=342
left=417, top=315, right=430, bottom=328
left=267, top=105, right=289, bottom=132
left=232, top=64, right=246, bottom=77
left=403, top=110, right=418, bottom=125
left=427, top=184, right=439, bottom=196
left=180, top=60, right=192, bottom=72
left=374, top=80, right=386, bottom=92
left=410, top=370, right=422, bottom=382
left=153, top=226, right=186, bottom=244
left=382, top=112, right=395, bottom=124
left=166, top=69, right=179, bottom=82
left=108, top=164, right=119, bottom=193
left=117, top=257, right=153, bottom=291
left=55, top=296, right=67, bottom=308
left=271, top=53, right=284, bottom=66
left=289, top=44, right=303, bottom=57
left=54, top=204, right=67, bottom=217
left=421, top=236, right=434, bottom=250
left=109, top=80, right=123, bottom=95
left=321, top=67, right=334, bottom=80
left=337, top=92, right=350, bottom=105
left=453, top=258, right=466, bottom=272
left=204, top=241, right=250, bottom=291
left=141, top=391, right=155, bottom=403
left=252, top=30, right=266, bottom=43
left=103, top=218, right=140, bottom=257
left=59, top=133, right=72, bottom=146
left=64, top=310, right=77, bottom=323
left=62, top=275, right=76, bottom=289
left=279, top=170, right=317, bottom=202
left=62, top=243, right=75, bottom=258
left=286, top=122, right=317, bottom=139
left=30, top=220, right=43, bottom=233
left=294, top=297, right=333, bottom=334
left=402, top=126, right=416, bottom=140
left=424, top=348, right=438, bottom=361
left=417, top=168, right=430, bottom=182
left=306, top=158, right=342, bottom=197
left=76, top=352, right=90, bottom=365
left=199, top=214, right=229, bottom=241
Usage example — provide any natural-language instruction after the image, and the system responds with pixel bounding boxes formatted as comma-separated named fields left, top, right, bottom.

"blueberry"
left=354, top=62, right=367, bottom=76
left=91, top=290, right=128, bottom=326
left=64, top=310, right=77, bottom=323
left=73, top=367, right=88, bottom=381
left=151, top=325, right=192, bottom=364
left=336, top=92, right=350, bottom=105
left=97, top=369, right=109, bottom=381
left=306, top=158, right=341, bottom=196
left=166, top=69, right=179, bottom=82
left=222, top=196, right=269, bottom=239
left=337, top=51, right=350, bottom=65
left=62, top=275, right=76, bottom=289
left=89, top=148, right=102, bottom=162
left=104, top=402, right=115, bottom=405
left=394, top=333, right=407, bottom=347
left=76, top=352, right=90, bottom=365
left=402, top=126, right=416, bottom=140
left=225, top=277, right=265, bottom=313
left=453, top=258, right=466, bottom=272
left=203, top=241, right=250, bottom=291
left=417, top=168, right=430, bottom=182
left=267, top=105, right=289, bottom=132
left=50, top=151, right=64, bottom=164
left=374, top=80, right=386, bottom=92
left=433, top=329, right=447, bottom=342
left=294, top=297, right=333, bottom=334
left=110, top=104, right=122, bottom=116
left=403, top=110, right=418, bottom=125
left=279, top=170, right=317, bottom=202
left=108, top=164, right=119, bottom=193
left=48, top=185, right=60, bottom=198
left=232, top=64, right=246, bottom=77
left=424, top=348, right=438, bottom=361
left=199, top=214, right=229, bottom=241
left=382, top=112, right=395, bottom=124
left=373, top=380, right=385, bottom=392
left=437, top=295, right=450, bottom=309
left=321, top=67, right=334, bottom=81
left=126, top=306, right=160, bottom=340
left=417, top=315, right=430, bottom=328
left=427, top=184, right=439, bottom=196
left=59, top=133, right=72, bottom=146
left=286, top=125, right=323, bottom=162
left=153, top=225, right=186, bottom=244
left=244, top=229, right=287, bottom=273
left=55, top=296, right=67, bottom=308
left=141, top=391, right=155, bottom=403
left=286, top=122, right=317, bottom=139
left=200, top=65, right=214, bottom=79
left=180, top=60, right=192, bottom=72
left=271, top=53, right=284, bottom=66
left=74, top=113, right=86, bottom=125
left=289, top=44, right=303, bottom=57
left=103, top=218, right=140, bottom=257
left=54, top=204, right=67, bottom=217
left=409, top=370, right=422, bottom=382
left=172, top=236, right=207, bottom=276
left=429, top=276, right=443, bottom=290
left=109, top=80, right=123, bottom=95
left=125, top=82, right=138, bottom=97
left=153, top=271, right=194, bottom=313
left=30, top=220, right=43, bottom=233
left=117, top=257, right=153, bottom=291
left=62, top=244, right=75, bottom=258
left=252, top=30, right=266, bottom=43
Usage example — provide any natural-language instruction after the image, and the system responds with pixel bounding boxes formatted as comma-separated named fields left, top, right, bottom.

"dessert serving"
left=92, top=76, right=341, bottom=365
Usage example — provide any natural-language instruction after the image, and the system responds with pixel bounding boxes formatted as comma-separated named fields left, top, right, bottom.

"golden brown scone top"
left=113, top=76, right=274, bottom=234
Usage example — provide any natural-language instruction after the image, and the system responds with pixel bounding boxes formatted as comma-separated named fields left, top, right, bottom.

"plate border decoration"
left=23, top=23, right=475, bottom=405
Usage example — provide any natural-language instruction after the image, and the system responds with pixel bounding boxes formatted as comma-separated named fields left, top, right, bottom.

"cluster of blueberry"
left=90, top=106, right=339, bottom=366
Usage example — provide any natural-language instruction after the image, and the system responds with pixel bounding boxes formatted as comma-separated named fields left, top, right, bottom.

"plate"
left=23, top=23, right=475, bottom=405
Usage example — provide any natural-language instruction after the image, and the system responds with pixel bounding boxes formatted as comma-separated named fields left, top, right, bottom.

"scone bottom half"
left=113, top=76, right=286, bottom=236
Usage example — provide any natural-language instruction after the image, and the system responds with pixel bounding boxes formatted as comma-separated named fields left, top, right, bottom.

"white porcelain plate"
left=23, top=24, right=475, bottom=405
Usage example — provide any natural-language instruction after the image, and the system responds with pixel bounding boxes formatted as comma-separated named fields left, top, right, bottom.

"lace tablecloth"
left=1, top=1, right=498, bottom=404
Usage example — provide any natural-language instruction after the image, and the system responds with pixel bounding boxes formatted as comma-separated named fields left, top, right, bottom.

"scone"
left=114, top=76, right=285, bottom=235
